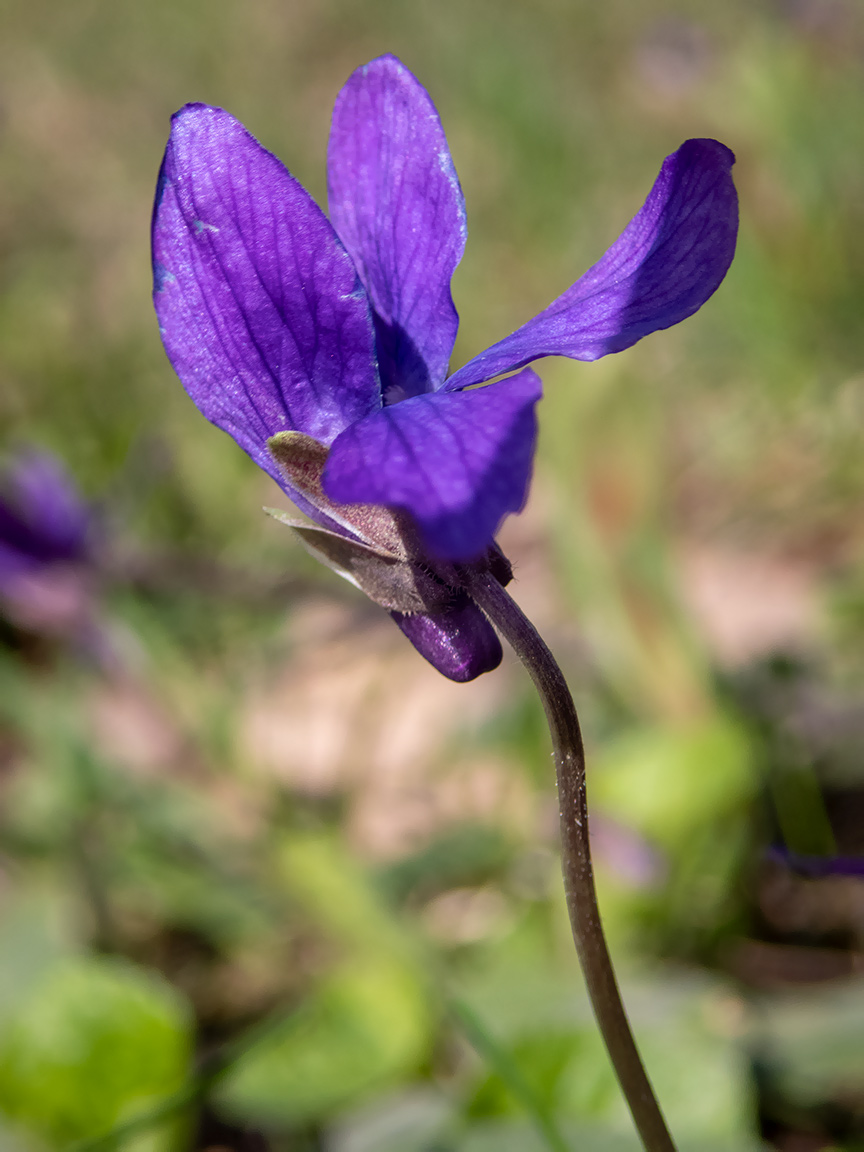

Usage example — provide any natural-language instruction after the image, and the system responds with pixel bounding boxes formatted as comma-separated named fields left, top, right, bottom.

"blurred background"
left=1, top=0, right=863, bottom=1149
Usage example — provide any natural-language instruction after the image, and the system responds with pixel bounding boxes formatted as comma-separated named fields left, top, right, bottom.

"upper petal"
left=328, top=55, right=466, bottom=398
left=322, top=368, right=542, bottom=562
left=152, top=104, right=382, bottom=492
left=446, top=139, right=738, bottom=390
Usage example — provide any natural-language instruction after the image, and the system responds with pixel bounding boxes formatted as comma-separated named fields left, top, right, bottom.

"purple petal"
left=446, top=139, right=738, bottom=390
left=323, top=368, right=542, bottom=561
left=328, top=55, right=466, bottom=399
left=152, top=104, right=382, bottom=500
left=392, top=594, right=502, bottom=681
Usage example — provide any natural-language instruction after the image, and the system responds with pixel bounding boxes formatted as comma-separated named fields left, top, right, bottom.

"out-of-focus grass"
left=1, top=1, right=864, bottom=1150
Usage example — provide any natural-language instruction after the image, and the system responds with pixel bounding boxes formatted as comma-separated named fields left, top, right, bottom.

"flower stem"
left=463, top=568, right=677, bottom=1152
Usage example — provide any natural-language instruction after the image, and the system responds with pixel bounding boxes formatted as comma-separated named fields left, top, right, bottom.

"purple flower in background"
left=0, top=451, right=94, bottom=635
left=767, top=846, right=864, bottom=878
left=152, top=54, right=738, bottom=682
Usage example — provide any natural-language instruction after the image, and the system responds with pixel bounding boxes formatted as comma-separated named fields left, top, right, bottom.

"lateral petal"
left=323, top=369, right=541, bottom=562
left=152, top=104, right=381, bottom=497
left=446, top=139, right=738, bottom=390
left=328, top=55, right=466, bottom=398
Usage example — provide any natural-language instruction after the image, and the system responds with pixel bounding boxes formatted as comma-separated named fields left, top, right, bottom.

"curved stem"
left=463, top=568, right=677, bottom=1152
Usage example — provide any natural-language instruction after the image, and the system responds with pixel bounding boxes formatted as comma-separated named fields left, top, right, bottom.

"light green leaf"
left=591, top=715, right=755, bottom=850
left=0, top=956, right=191, bottom=1148
left=215, top=958, right=430, bottom=1126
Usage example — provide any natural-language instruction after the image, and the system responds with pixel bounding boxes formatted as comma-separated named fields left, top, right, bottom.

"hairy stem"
left=463, top=568, right=676, bottom=1152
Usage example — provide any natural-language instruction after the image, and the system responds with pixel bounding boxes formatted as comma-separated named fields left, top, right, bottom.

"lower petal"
left=323, top=368, right=542, bottom=561
left=391, top=594, right=502, bottom=681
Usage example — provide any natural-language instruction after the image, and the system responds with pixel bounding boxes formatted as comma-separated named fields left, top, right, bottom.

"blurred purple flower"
left=152, top=54, right=738, bottom=681
left=0, top=451, right=94, bottom=636
left=767, top=846, right=864, bottom=878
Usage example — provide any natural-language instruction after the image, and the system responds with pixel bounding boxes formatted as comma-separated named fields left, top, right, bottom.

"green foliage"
left=0, top=956, right=191, bottom=1146
left=592, top=715, right=755, bottom=851
left=376, top=824, right=513, bottom=907
left=216, top=958, right=429, bottom=1126
left=754, top=978, right=864, bottom=1108
left=455, top=918, right=756, bottom=1148
left=215, top=834, right=431, bottom=1125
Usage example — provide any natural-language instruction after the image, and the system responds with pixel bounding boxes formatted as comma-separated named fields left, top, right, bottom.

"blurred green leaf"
left=276, top=831, right=416, bottom=960
left=753, top=978, right=864, bottom=1107
left=454, top=997, right=570, bottom=1152
left=325, top=1087, right=454, bottom=1152
left=591, top=715, right=755, bottom=850
left=215, top=957, right=430, bottom=1126
left=376, top=825, right=513, bottom=907
left=0, top=886, right=79, bottom=1027
left=0, top=956, right=191, bottom=1147
left=454, top=1117, right=767, bottom=1151
left=213, top=832, right=432, bottom=1125
left=458, top=1117, right=631, bottom=1152
left=457, top=926, right=755, bottom=1144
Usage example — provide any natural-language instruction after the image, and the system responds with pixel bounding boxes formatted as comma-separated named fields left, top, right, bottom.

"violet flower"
left=0, top=451, right=94, bottom=637
left=152, top=54, right=737, bottom=682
